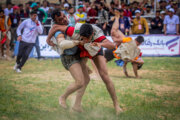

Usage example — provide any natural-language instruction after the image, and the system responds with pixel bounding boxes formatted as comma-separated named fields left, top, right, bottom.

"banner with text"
left=107, top=35, right=180, bottom=56
left=14, top=35, right=180, bottom=57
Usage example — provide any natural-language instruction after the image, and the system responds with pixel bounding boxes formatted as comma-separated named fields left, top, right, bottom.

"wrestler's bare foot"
left=59, top=96, right=67, bottom=109
left=72, top=106, right=83, bottom=112
left=115, top=106, right=123, bottom=115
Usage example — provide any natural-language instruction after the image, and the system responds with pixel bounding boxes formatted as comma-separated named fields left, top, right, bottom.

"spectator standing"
left=160, top=11, right=166, bottom=20
left=18, top=4, right=28, bottom=18
left=84, top=0, right=91, bottom=13
left=87, top=2, right=98, bottom=24
left=123, top=4, right=132, bottom=20
left=96, top=2, right=108, bottom=35
left=132, top=1, right=139, bottom=16
left=109, top=1, right=115, bottom=19
left=4, top=3, right=13, bottom=16
left=9, top=6, right=21, bottom=50
left=174, top=3, right=180, bottom=33
left=0, top=10, right=11, bottom=60
left=164, top=8, right=179, bottom=35
left=40, top=0, right=50, bottom=15
left=1, top=4, right=6, bottom=11
left=67, top=7, right=79, bottom=27
left=145, top=6, right=154, bottom=16
left=150, top=10, right=163, bottom=34
left=62, top=3, right=69, bottom=16
left=15, top=11, right=43, bottom=73
left=116, top=8, right=131, bottom=35
left=131, top=10, right=149, bottom=35
left=172, top=2, right=178, bottom=13
left=159, top=0, right=167, bottom=11
left=25, top=2, right=30, bottom=17
left=31, top=2, right=48, bottom=25
left=75, top=5, right=87, bottom=24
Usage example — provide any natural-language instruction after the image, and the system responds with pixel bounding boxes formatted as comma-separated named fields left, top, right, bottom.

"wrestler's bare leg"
left=83, top=58, right=93, bottom=74
left=72, top=58, right=90, bottom=112
left=93, top=55, right=123, bottom=114
left=123, top=62, right=130, bottom=77
left=132, top=58, right=144, bottom=78
left=59, top=62, right=85, bottom=108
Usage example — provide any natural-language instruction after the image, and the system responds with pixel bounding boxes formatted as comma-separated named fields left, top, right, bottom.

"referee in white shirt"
left=14, top=11, right=43, bottom=73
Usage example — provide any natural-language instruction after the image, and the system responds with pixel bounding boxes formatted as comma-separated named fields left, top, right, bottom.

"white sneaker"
left=14, top=63, right=18, bottom=70
left=16, top=68, right=22, bottom=73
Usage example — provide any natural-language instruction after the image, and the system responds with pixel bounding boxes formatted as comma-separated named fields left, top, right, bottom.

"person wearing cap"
left=164, top=8, right=179, bottom=35
left=0, top=9, right=11, bottom=60
left=160, top=10, right=166, bottom=20
left=67, top=7, right=80, bottom=27
left=9, top=6, right=21, bottom=50
left=75, top=5, right=87, bottom=24
left=4, top=3, right=13, bottom=16
left=30, top=2, right=47, bottom=25
left=150, top=10, right=163, bottom=34
left=62, top=3, right=70, bottom=16
left=132, top=10, right=149, bottom=35
left=14, top=11, right=43, bottom=73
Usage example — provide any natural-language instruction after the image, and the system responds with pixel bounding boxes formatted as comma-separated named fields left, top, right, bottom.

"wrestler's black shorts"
left=104, top=49, right=115, bottom=62
left=61, top=53, right=81, bottom=70
left=92, top=48, right=104, bottom=59
left=131, top=63, right=143, bottom=70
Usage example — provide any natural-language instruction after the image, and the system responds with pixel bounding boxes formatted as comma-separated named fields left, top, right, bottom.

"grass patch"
left=0, top=57, right=180, bottom=120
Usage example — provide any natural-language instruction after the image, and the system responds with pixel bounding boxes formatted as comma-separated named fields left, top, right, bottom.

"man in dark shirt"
left=150, top=10, right=163, bottom=34
left=118, top=9, right=130, bottom=35
left=18, top=4, right=28, bottom=18
left=9, top=6, right=21, bottom=50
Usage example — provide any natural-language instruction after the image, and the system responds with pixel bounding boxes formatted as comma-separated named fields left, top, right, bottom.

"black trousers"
left=35, top=37, right=41, bottom=59
left=16, top=41, right=35, bottom=69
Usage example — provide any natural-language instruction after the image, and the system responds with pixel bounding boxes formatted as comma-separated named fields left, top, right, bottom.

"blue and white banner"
left=14, top=35, right=180, bottom=57
left=34, top=36, right=59, bottom=58
left=132, top=35, right=180, bottom=56
left=107, top=35, right=180, bottom=56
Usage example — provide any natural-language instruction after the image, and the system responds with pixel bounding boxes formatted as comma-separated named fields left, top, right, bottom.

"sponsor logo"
left=166, top=37, right=179, bottom=52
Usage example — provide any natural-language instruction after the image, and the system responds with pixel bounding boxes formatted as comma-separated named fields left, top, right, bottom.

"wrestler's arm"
left=46, top=25, right=68, bottom=46
left=111, top=17, right=126, bottom=45
left=97, top=39, right=115, bottom=49
left=56, top=34, right=80, bottom=50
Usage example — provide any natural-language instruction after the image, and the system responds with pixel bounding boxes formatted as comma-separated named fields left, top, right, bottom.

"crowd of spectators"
left=0, top=0, right=180, bottom=60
